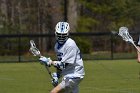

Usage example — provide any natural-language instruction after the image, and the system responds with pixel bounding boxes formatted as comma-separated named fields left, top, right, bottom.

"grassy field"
left=0, top=59, right=140, bottom=93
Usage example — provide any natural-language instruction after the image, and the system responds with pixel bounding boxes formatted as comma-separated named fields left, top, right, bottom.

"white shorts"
left=59, top=77, right=83, bottom=93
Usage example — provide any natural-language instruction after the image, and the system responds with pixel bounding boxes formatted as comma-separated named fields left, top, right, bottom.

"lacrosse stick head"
left=29, top=40, right=41, bottom=57
left=118, top=27, right=134, bottom=43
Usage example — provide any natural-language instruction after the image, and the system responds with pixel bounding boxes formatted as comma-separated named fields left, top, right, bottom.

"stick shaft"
left=30, top=40, right=53, bottom=80
left=45, top=65, right=54, bottom=79
left=37, top=55, right=53, bottom=79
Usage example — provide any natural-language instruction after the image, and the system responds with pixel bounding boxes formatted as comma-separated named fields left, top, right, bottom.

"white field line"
left=0, top=77, right=15, bottom=80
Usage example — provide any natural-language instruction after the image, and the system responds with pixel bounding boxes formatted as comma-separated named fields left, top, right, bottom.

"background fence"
left=0, top=31, right=139, bottom=62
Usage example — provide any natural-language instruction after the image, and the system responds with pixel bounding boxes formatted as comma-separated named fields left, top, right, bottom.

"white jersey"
left=54, top=38, right=85, bottom=79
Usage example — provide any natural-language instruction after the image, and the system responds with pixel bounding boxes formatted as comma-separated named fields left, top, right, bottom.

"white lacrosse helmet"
left=55, top=22, right=70, bottom=44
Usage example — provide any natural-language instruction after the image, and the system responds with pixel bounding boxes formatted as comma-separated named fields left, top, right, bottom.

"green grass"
left=0, top=60, right=140, bottom=93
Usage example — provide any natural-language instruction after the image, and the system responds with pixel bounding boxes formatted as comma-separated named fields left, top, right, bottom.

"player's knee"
left=138, top=58, right=140, bottom=63
left=50, top=90, right=56, bottom=93
left=50, top=89, right=59, bottom=93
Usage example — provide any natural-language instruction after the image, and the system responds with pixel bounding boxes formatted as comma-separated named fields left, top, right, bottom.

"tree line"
left=0, top=0, right=139, bottom=55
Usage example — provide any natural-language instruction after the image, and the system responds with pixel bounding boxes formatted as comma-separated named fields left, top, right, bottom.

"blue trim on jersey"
left=68, top=77, right=80, bottom=79
left=57, top=41, right=65, bottom=49
left=64, top=77, right=80, bottom=80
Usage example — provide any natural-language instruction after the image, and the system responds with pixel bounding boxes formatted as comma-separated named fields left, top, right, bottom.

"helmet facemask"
left=55, top=32, right=69, bottom=44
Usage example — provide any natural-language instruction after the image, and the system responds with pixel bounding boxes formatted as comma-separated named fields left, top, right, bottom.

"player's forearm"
left=137, top=46, right=140, bottom=63
left=51, top=61, right=66, bottom=70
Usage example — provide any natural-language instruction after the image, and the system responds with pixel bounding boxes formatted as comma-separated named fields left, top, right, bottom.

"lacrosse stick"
left=29, top=40, right=54, bottom=80
left=29, top=40, right=42, bottom=57
left=118, top=27, right=140, bottom=53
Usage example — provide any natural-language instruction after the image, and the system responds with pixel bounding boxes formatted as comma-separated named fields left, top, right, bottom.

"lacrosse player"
left=137, top=35, right=140, bottom=63
left=39, top=22, right=85, bottom=93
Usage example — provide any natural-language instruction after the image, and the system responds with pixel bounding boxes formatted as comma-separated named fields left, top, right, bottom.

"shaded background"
left=0, top=0, right=139, bottom=62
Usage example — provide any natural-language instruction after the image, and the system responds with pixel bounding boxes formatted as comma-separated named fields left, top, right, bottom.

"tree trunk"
left=68, top=0, right=78, bottom=32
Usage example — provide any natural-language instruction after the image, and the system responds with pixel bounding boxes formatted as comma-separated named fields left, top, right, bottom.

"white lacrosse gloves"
left=51, top=72, right=59, bottom=87
left=39, top=56, right=52, bottom=67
